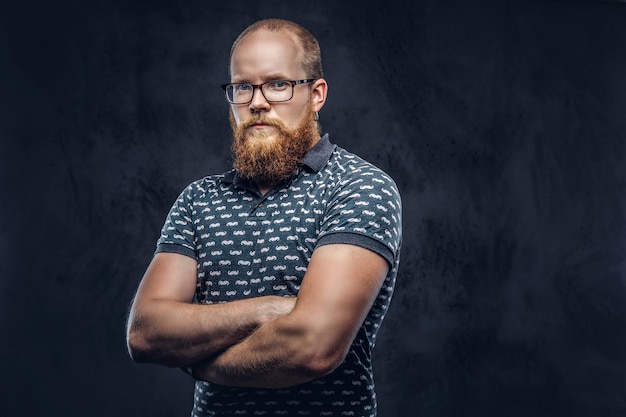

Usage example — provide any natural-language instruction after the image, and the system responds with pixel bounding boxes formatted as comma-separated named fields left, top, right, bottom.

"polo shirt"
left=156, top=134, right=402, bottom=417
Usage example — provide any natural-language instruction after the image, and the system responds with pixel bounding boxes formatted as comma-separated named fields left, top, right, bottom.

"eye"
left=267, top=80, right=290, bottom=91
left=235, top=83, right=253, bottom=92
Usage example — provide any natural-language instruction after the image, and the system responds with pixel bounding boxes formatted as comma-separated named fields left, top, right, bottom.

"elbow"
left=280, top=323, right=350, bottom=379
left=303, top=357, right=343, bottom=379
left=296, top=346, right=348, bottom=379
left=126, top=327, right=153, bottom=363
left=126, top=325, right=185, bottom=367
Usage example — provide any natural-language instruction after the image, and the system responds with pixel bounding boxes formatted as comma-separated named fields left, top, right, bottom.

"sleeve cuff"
left=316, top=233, right=394, bottom=267
left=155, top=243, right=197, bottom=260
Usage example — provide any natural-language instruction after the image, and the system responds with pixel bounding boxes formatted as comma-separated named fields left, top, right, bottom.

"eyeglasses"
left=221, top=79, right=316, bottom=104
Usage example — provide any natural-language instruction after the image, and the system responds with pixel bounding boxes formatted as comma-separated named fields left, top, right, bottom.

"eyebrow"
left=231, top=73, right=292, bottom=84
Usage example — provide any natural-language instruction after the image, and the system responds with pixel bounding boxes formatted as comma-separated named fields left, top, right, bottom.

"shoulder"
left=176, top=171, right=233, bottom=201
left=330, top=146, right=396, bottom=180
left=327, top=146, right=401, bottom=203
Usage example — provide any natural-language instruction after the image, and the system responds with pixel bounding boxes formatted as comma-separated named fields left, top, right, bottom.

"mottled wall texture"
left=2, top=0, right=625, bottom=416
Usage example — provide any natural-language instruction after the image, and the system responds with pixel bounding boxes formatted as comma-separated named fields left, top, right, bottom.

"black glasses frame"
left=221, top=79, right=316, bottom=104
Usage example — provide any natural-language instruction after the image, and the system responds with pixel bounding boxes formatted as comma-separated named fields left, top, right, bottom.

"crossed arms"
left=126, top=243, right=388, bottom=388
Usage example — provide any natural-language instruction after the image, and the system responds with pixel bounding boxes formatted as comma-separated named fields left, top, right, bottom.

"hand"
left=256, top=296, right=297, bottom=324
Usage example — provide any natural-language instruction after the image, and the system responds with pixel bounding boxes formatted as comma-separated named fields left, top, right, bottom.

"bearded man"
left=126, top=18, right=402, bottom=417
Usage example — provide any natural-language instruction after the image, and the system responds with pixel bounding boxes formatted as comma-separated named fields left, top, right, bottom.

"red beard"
left=230, top=107, right=319, bottom=187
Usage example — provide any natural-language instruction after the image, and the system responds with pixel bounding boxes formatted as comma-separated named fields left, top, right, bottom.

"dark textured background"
left=2, top=0, right=626, bottom=416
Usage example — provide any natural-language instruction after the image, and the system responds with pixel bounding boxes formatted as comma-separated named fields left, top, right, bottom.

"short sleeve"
left=317, top=166, right=402, bottom=266
left=155, top=186, right=197, bottom=260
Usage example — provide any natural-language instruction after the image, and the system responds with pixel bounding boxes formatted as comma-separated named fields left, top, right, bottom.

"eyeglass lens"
left=226, top=81, right=293, bottom=104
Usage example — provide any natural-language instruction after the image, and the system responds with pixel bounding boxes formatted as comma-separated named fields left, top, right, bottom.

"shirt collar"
left=222, top=133, right=335, bottom=185
left=301, top=133, right=335, bottom=173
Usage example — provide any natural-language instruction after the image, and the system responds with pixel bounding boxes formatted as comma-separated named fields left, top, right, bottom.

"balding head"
left=229, top=18, right=324, bottom=80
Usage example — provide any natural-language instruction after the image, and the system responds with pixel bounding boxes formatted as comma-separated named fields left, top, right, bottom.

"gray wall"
left=2, top=0, right=626, bottom=416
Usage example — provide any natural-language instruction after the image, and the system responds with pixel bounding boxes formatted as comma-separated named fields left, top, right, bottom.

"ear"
left=311, top=78, right=328, bottom=112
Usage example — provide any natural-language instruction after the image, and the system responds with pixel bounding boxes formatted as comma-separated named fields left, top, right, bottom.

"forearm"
left=191, top=314, right=343, bottom=388
left=190, top=244, right=389, bottom=388
left=127, top=297, right=286, bottom=367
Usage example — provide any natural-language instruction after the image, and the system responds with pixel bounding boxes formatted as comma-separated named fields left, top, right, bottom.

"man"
left=126, top=18, right=402, bottom=417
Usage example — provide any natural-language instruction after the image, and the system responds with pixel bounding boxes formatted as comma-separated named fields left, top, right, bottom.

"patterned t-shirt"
left=156, top=134, right=402, bottom=417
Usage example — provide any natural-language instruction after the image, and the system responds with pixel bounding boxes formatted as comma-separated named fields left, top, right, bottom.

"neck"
left=257, top=183, right=271, bottom=196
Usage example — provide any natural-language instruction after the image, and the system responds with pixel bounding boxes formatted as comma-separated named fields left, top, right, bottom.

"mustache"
left=239, top=116, right=284, bottom=130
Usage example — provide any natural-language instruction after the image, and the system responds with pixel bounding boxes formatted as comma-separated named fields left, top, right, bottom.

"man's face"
left=229, top=29, right=313, bottom=134
left=228, top=30, right=327, bottom=185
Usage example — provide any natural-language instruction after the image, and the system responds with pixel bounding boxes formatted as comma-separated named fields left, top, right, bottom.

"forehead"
left=230, top=30, right=304, bottom=82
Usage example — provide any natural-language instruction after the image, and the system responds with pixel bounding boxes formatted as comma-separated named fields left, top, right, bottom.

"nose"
left=249, top=85, right=270, bottom=112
